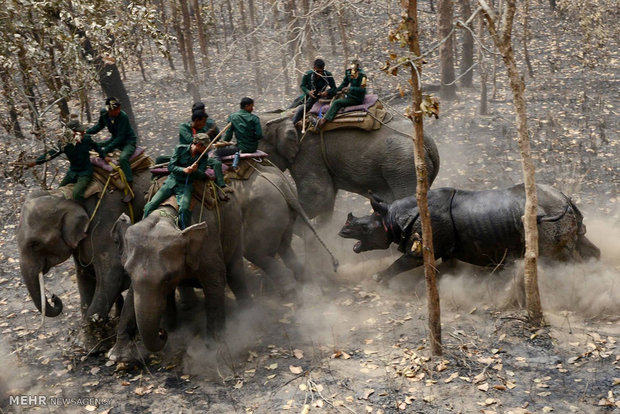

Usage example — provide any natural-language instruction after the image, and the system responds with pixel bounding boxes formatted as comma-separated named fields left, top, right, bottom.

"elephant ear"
left=277, top=124, right=301, bottom=164
left=182, top=222, right=208, bottom=271
left=61, top=206, right=89, bottom=249
left=111, top=213, right=132, bottom=264
left=370, top=197, right=389, bottom=217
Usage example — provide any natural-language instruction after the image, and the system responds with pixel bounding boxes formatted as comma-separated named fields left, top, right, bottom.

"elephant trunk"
left=21, top=261, right=63, bottom=317
left=134, top=290, right=168, bottom=352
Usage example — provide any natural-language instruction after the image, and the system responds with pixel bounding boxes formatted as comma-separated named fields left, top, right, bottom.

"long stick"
left=194, top=122, right=232, bottom=165
left=301, top=95, right=307, bottom=134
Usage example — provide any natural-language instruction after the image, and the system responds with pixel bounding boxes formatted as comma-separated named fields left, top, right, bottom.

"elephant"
left=229, top=162, right=338, bottom=293
left=109, top=195, right=251, bottom=357
left=338, top=184, right=601, bottom=283
left=259, top=113, right=441, bottom=221
left=17, top=168, right=151, bottom=336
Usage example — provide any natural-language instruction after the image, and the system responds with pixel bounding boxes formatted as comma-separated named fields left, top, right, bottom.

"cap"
left=66, top=119, right=87, bottom=132
left=105, top=97, right=120, bottom=111
left=193, top=133, right=210, bottom=145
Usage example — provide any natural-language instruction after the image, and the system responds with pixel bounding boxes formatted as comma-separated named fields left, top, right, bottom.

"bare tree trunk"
left=192, top=0, right=209, bottom=69
left=239, top=1, right=262, bottom=93
left=158, top=0, right=176, bottom=70
left=336, top=3, right=350, bottom=72
left=437, top=0, right=457, bottom=99
left=522, top=0, right=534, bottom=78
left=406, top=0, right=442, bottom=356
left=0, top=72, right=23, bottom=138
left=286, top=0, right=301, bottom=82
left=273, top=3, right=291, bottom=96
left=478, top=0, right=543, bottom=326
left=477, top=15, right=488, bottom=115
left=458, top=0, right=474, bottom=87
left=172, top=1, right=189, bottom=72
left=179, top=0, right=201, bottom=101
left=301, top=0, right=317, bottom=60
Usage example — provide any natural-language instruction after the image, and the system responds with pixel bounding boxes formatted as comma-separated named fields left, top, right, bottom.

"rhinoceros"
left=338, top=184, right=600, bottom=283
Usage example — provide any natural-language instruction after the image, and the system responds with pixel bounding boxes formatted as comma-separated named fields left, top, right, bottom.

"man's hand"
left=309, top=90, right=317, bottom=99
left=342, top=87, right=350, bottom=93
left=319, top=90, right=329, bottom=98
left=213, top=142, right=231, bottom=148
left=104, top=156, right=112, bottom=163
left=26, top=161, right=36, bottom=168
left=184, top=163, right=198, bottom=175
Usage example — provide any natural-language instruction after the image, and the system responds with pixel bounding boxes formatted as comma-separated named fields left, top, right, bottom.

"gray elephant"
left=17, top=168, right=150, bottom=334
left=230, top=162, right=338, bottom=292
left=109, top=194, right=250, bottom=356
left=339, top=184, right=601, bottom=283
left=259, top=114, right=441, bottom=220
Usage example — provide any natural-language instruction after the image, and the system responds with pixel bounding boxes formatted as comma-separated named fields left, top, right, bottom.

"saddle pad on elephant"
left=307, top=101, right=387, bottom=133
left=49, top=179, right=104, bottom=201
left=217, top=149, right=269, bottom=163
left=146, top=176, right=217, bottom=212
left=310, top=94, right=379, bottom=116
left=90, top=147, right=154, bottom=191
left=224, top=158, right=270, bottom=181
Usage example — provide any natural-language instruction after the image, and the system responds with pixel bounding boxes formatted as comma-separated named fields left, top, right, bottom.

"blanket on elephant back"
left=146, top=176, right=218, bottom=212
left=307, top=94, right=388, bottom=133
left=49, top=147, right=153, bottom=201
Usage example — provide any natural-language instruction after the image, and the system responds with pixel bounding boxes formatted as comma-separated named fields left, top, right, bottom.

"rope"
left=108, top=162, right=134, bottom=223
left=199, top=179, right=208, bottom=223
left=88, top=175, right=111, bottom=225
left=209, top=181, right=222, bottom=234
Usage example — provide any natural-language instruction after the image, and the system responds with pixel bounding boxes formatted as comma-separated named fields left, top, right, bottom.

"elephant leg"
left=75, top=260, right=96, bottom=317
left=226, top=245, right=252, bottom=310
left=373, top=254, right=424, bottom=284
left=247, top=252, right=297, bottom=297
left=85, top=262, right=125, bottom=323
left=278, top=230, right=304, bottom=281
left=113, top=295, right=124, bottom=319
left=203, top=285, right=226, bottom=341
left=161, top=293, right=177, bottom=332
left=177, top=285, right=199, bottom=310
left=108, top=287, right=139, bottom=362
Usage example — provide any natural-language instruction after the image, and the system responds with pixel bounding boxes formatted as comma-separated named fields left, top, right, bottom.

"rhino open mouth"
left=353, top=241, right=363, bottom=253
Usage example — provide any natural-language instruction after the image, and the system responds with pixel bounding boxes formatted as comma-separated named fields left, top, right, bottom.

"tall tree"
left=437, top=0, right=457, bottom=99
left=179, top=0, right=201, bottom=101
left=478, top=0, right=543, bottom=325
left=458, top=0, right=475, bottom=87
left=192, top=0, right=209, bottom=69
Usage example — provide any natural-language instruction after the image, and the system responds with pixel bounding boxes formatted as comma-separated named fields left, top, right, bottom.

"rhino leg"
left=373, top=254, right=424, bottom=284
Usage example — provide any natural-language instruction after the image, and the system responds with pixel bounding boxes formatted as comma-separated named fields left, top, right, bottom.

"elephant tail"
left=251, top=163, right=339, bottom=272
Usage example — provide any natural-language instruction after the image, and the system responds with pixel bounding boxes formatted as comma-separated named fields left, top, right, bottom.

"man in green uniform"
left=291, top=58, right=336, bottom=126
left=143, top=133, right=223, bottom=229
left=179, top=108, right=219, bottom=145
left=27, top=119, right=106, bottom=202
left=318, top=59, right=367, bottom=129
left=86, top=97, right=137, bottom=202
left=218, top=97, right=263, bottom=169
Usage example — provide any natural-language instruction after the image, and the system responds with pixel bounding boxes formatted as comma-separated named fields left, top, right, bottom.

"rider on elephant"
left=143, top=133, right=228, bottom=229
left=217, top=97, right=263, bottom=169
left=179, top=108, right=219, bottom=145
left=291, top=58, right=336, bottom=127
left=27, top=119, right=106, bottom=202
left=86, top=97, right=138, bottom=202
left=318, top=59, right=367, bottom=129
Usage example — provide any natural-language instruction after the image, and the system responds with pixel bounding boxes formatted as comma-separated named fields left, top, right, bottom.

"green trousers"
left=324, top=96, right=363, bottom=121
left=118, top=144, right=136, bottom=183
left=143, top=177, right=198, bottom=229
left=59, top=171, right=93, bottom=202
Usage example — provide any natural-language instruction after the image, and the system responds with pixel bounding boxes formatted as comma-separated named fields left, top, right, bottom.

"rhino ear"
left=111, top=214, right=132, bottom=264
left=395, top=208, right=420, bottom=233
left=61, top=206, right=89, bottom=249
left=370, top=198, right=388, bottom=216
left=182, top=222, right=208, bottom=271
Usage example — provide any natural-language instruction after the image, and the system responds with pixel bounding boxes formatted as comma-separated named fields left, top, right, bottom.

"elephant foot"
left=372, top=273, right=384, bottom=283
left=78, top=324, right=115, bottom=355
left=108, top=337, right=146, bottom=363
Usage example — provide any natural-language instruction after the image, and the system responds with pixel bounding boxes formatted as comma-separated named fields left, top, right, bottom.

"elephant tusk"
left=39, top=272, right=45, bottom=327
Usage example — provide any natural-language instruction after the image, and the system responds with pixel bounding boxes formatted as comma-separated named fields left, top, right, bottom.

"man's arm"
left=300, top=72, right=312, bottom=96
left=179, top=123, right=194, bottom=145
left=87, top=136, right=107, bottom=159
left=167, top=146, right=186, bottom=175
left=223, top=115, right=234, bottom=142
left=206, top=119, right=219, bottom=139
left=348, top=72, right=367, bottom=97
left=86, top=111, right=106, bottom=135
left=34, top=145, right=63, bottom=165
left=253, top=115, right=263, bottom=140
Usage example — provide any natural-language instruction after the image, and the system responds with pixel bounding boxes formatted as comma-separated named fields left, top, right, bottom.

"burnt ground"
left=1, top=4, right=619, bottom=414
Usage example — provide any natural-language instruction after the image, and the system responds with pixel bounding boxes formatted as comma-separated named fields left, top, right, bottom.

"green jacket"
left=224, top=109, right=262, bottom=153
left=334, top=68, right=367, bottom=102
left=299, top=69, right=336, bottom=98
left=178, top=119, right=219, bottom=145
left=36, top=136, right=105, bottom=176
left=87, top=109, right=137, bottom=153
left=167, top=144, right=209, bottom=186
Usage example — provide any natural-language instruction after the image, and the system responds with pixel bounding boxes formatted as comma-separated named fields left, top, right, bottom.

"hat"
left=193, top=133, right=210, bottom=145
left=67, top=119, right=87, bottom=132
left=105, top=97, right=120, bottom=111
